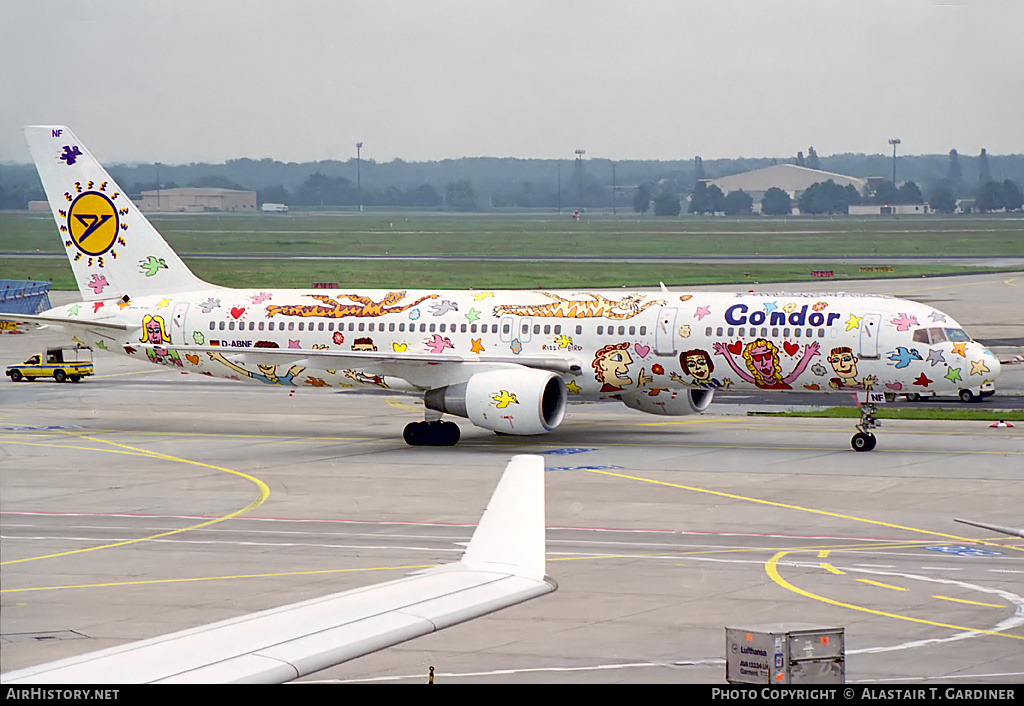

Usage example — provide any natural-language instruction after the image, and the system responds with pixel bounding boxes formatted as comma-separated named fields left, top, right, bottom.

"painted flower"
left=333, top=331, right=344, bottom=345
left=652, top=364, right=665, bottom=376
left=812, top=301, right=828, bottom=312
left=510, top=338, right=523, bottom=355
left=811, top=363, right=827, bottom=376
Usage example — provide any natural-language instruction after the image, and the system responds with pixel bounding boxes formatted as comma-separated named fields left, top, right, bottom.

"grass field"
left=2, top=210, right=1022, bottom=289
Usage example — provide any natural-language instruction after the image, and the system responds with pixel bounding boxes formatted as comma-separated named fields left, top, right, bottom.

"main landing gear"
left=403, top=420, right=461, bottom=446
left=851, top=400, right=880, bottom=452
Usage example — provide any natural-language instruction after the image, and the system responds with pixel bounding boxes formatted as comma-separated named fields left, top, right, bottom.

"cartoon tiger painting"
left=493, top=292, right=665, bottom=319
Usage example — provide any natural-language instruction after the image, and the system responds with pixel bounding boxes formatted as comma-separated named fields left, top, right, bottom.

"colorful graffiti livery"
left=7, top=125, right=1001, bottom=454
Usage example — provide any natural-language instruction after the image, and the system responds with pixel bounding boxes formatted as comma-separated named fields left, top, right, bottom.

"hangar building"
left=708, top=164, right=869, bottom=214
left=141, top=187, right=256, bottom=213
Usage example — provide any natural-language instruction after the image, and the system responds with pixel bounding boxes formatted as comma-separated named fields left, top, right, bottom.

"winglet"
left=460, top=454, right=546, bottom=579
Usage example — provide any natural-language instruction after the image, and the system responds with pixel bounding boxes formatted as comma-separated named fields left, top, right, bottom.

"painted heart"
left=634, top=343, right=650, bottom=358
left=885, top=382, right=903, bottom=391
left=393, top=342, right=408, bottom=352
left=186, top=354, right=199, bottom=365
left=727, top=340, right=743, bottom=355
left=783, top=341, right=799, bottom=356
left=230, top=307, right=245, bottom=319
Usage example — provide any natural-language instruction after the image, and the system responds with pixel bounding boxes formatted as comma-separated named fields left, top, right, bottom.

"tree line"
left=1, top=147, right=1021, bottom=213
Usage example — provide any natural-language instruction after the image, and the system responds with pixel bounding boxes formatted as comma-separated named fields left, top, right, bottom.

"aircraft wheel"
left=904, top=393, right=921, bottom=402
left=404, top=421, right=461, bottom=446
left=9, top=370, right=23, bottom=382
left=54, top=370, right=67, bottom=383
left=851, top=432, right=876, bottom=452
left=958, top=389, right=977, bottom=403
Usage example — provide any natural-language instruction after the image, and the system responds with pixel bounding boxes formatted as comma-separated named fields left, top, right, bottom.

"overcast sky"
left=2, top=1, right=1021, bottom=165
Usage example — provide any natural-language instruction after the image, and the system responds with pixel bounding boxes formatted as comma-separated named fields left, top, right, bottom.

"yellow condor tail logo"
left=491, top=390, right=519, bottom=408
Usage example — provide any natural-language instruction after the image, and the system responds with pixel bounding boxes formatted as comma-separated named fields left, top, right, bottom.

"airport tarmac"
left=1, top=274, right=1022, bottom=684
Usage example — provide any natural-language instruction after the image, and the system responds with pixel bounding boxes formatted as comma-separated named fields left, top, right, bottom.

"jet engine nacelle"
left=424, top=368, right=568, bottom=435
left=619, top=388, right=714, bottom=416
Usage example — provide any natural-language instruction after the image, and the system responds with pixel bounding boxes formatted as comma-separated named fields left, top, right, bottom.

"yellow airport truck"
left=6, top=345, right=94, bottom=383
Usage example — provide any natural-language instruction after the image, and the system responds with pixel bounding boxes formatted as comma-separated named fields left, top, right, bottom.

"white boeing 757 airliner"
left=6, top=126, right=1001, bottom=451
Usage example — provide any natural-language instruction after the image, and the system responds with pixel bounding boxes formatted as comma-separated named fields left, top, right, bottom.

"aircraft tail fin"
left=24, top=126, right=211, bottom=303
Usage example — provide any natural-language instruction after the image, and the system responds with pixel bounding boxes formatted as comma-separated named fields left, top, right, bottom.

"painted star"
left=951, top=342, right=967, bottom=358
left=473, top=291, right=494, bottom=301
left=926, top=348, right=946, bottom=367
left=763, top=301, right=778, bottom=314
left=566, top=380, right=582, bottom=394
left=157, top=298, right=172, bottom=309
left=470, top=338, right=485, bottom=354
left=913, top=373, right=932, bottom=387
left=67, top=304, right=81, bottom=316
left=845, top=314, right=862, bottom=332
left=694, top=306, right=711, bottom=320
left=928, top=311, right=947, bottom=323
left=288, top=339, right=301, bottom=349
left=72, top=336, right=85, bottom=345
left=117, top=298, right=132, bottom=309
left=969, top=359, right=990, bottom=376
left=554, top=334, right=573, bottom=348
left=944, top=367, right=963, bottom=384
left=93, top=302, right=104, bottom=313
left=465, top=307, right=481, bottom=323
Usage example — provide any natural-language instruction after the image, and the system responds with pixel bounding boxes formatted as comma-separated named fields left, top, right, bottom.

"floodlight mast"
left=888, top=138, right=901, bottom=185
left=575, top=149, right=585, bottom=211
left=356, top=142, right=364, bottom=212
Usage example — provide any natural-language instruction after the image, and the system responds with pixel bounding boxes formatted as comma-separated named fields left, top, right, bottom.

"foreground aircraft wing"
left=954, top=518, right=1024, bottom=539
left=1, top=455, right=555, bottom=684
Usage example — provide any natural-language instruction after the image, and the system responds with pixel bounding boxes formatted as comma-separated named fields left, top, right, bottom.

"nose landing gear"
left=851, top=400, right=880, bottom=452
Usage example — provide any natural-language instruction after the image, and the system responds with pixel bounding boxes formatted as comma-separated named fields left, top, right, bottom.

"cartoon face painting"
left=714, top=337, right=820, bottom=390
left=139, top=314, right=182, bottom=367
left=671, top=348, right=731, bottom=389
left=827, top=346, right=876, bottom=390
left=593, top=343, right=633, bottom=392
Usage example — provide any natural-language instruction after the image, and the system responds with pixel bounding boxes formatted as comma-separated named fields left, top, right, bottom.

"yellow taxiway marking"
left=821, top=563, right=845, bottom=575
left=1, top=564, right=437, bottom=594
left=857, top=578, right=908, bottom=591
left=0, top=432, right=270, bottom=566
left=934, top=595, right=1005, bottom=608
left=767, top=551, right=1022, bottom=640
left=817, top=550, right=830, bottom=558
left=584, top=468, right=1022, bottom=552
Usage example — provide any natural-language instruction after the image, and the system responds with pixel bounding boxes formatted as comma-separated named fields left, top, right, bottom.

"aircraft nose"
left=987, top=350, right=1002, bottom=380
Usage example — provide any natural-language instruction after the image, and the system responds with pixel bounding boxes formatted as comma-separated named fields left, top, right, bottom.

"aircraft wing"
left=0, top=455, right=555, bottom=684
left=143, top=343, right=584, bottom=376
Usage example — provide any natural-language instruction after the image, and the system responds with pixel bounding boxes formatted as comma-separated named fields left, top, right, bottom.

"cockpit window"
left=927, top=327, right=947, bottom=344
left=912, top=329, right=929, bottom=344
left=945, top=328, right=971, bottom=342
